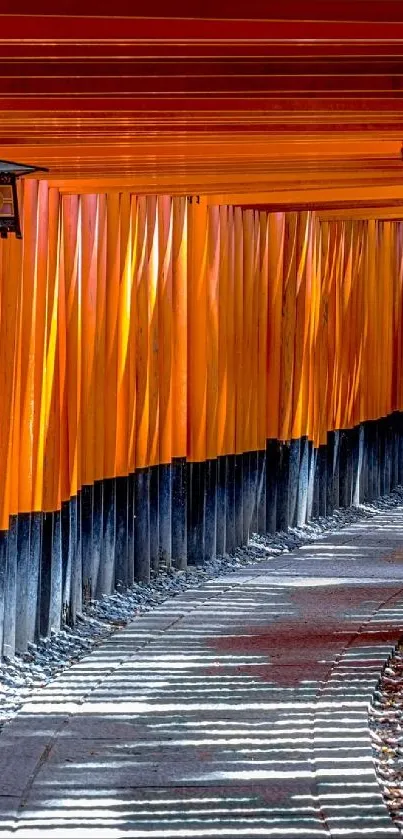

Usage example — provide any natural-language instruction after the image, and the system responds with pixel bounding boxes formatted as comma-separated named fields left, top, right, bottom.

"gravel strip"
left=1, top=488, right=403, bottom=734
left=370, top=641, right=403, bottom=832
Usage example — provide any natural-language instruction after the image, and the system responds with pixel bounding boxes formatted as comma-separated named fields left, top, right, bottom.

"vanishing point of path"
left=3, top=509, right=403, bottom=838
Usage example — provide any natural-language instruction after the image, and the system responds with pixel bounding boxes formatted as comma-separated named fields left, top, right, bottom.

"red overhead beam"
left=2, top=15, right=403, bottom=39
left=5, top=1, right=403, bottom=21
left=2, top=77, right=403, bottom=96
left=1, top=4, right=403, bottom=181
left=1, top=96, right=403, bottom=110
left=2, top=44, right=403, bottom=60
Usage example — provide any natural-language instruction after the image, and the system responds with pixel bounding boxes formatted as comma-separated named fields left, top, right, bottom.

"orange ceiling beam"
left=2, top=140, right=397, bottom=161
left=318, top=207, right=403, bottom=220
left=1, top=4, right=403, bottom=186
left=208, top=186, right=403, bottom=206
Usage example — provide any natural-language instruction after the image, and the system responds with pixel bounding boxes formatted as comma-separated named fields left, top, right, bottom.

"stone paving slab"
left=3, top=510, right=403, bottom=836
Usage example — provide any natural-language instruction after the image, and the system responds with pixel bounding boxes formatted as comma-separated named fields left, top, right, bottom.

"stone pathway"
left=3, top=509, right=403, bottom=837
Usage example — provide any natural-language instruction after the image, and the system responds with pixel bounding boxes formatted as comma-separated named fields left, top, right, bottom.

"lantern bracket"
left=0, top=159, right=48, bottom=240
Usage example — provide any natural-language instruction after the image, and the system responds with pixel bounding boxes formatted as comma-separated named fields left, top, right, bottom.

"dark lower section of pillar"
left=159, top=463, right=172, bottom=571
left=205, top=458, right=218, bottom=561
left=127, top=474, right=135, bottom=587
left=0, top=531, right=7, bottom=656
left=313, top=444, right=327, bottom=518
left=149, top=467, right=159, bottom=575
left=398, top=414, right=403, bottom=485
left=368, top=420, right=380, bottom=500
left=50, top=509, right=63, bottom=630
left=226, top=455, right=236, bottom=553
left=242, top=451, right=252, bottom=544
left=2, top=411, right=403, bottom=658
left=356, top=424, right=366, bottom=504
left=81, top=485, right=93, bottom=603
left=98, top=479, right=115, bottom=597
left=15, top=513, right=30, bottom=653
left=115, top=476, right=128, bottom=590
left=306, top=441, right=316, bottom=521
left=28, top=512, right=41, bottom=643
left=326, top=430, right=340, bottom=513
left=187, top=461, right=205, bottom=566
left=39, top=513, right=52, bottom=641
left=277, top=441, right=290, bottom=531
left=234, top=453, right=244, bottom=546
left=288, top=438, right=300, bottom=527
left=339, top=430, right=352, bottom=508
left=266, top=439, right=280, bottom=534
left=215, top=457, right=226, bottom=557
left=257, top=449, right=267, bottom=535
left=298, top=436, right=310, bottom=526
left=172, top=458, right=187, bottom=570
left=134, top=468, right=150, bottom=582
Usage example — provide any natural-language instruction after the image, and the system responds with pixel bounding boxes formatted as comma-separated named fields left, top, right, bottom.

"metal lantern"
left=0, top=160, right=48, bottom=239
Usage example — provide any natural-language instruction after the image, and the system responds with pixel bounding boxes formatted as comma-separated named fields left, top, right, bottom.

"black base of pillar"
left=2, top=410, right=403, bottom=658
left=172, top=458, right=187, bottom=570
left=204, top=459, right=217, bottom=561
left=134, top=469, right=150, bottom=582
left=266, top=439, right=279, bottom=534
left=159, top=463, right=172, bottom=571
left=234, top=453, right=244, bottom=547
left=277, top=441, right=290, bottom=532
left=288, top=439, right=300, bottom=528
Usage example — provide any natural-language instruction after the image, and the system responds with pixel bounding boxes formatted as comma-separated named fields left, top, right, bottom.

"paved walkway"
left=3, top=510, right=403, bottom=838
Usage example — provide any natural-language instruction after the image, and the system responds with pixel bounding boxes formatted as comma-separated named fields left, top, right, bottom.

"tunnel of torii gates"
left=3, top=1, right=403, bottom=659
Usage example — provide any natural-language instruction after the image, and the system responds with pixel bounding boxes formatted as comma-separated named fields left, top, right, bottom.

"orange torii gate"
left=0, top=181, right=402, bottom=656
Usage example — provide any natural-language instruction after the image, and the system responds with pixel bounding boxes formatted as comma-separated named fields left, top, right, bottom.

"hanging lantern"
left=0, top=160, right=48, bottom=239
